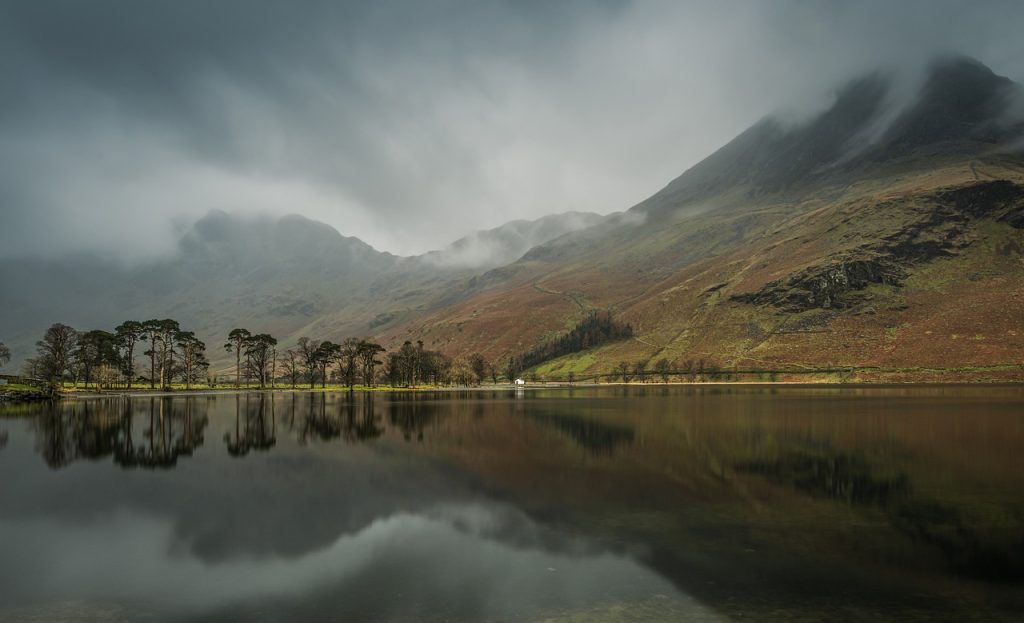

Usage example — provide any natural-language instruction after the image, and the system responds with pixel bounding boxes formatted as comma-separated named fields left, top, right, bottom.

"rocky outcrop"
left=732, top=258, right=904, bottom=312
left=934, top=180, right=1024, bottom=218
left=731, top=180, right=1024, bottom=313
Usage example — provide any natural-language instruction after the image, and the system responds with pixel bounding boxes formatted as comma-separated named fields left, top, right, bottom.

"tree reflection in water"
left=387, top=393, right=441, bottom=442
left=527, top=410, right=634, bottom=457
left=342, top=392, right=383, bottom=443
left=293, top=392, right=340, bottom=443
left=283, top=392, right=384, bottom=445
left=29, top=397, right=208, bottom=469
left=224, top=393, right=276, bottom=457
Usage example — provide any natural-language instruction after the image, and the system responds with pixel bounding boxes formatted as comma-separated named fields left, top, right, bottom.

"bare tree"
left=36, top=323, right=77, bottom=389
left=297, top=337, right=321, bottom=389
left=338, top=337, right=361, bottom=389
left=451, top=357, right=475, bottom=386
left=176, top=331, right=209, bottom=390
left=94, top=364, right=120, bottom=390
left=616, top=361, right=630, bottom=383
left=0, top=342, right=10, bottom=369
left=281, top=349, right=301, bottom=389
left=468, top=353, right=487, bottom=386
left=654, top=358, right=671, bottom=383
left=22, top=356, right=42, bottom=379
left=503, top=356, right=521, bottom=385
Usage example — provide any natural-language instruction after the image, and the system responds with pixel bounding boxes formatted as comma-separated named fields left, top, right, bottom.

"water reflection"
left=736, top=451, right=911, bottom=507
left=27, top=397, right=208, bottom=469
left=343, top=393, right=385, bottom=442
left=1, top=387, right=1023, bottom=621
left=387, top=393, right=443, bottom=442
left=225, top=394, right=276, bottom=456
left=527, top=410, right=634, bottom=456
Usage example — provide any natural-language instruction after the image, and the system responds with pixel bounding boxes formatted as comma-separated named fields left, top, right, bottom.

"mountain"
left=375, top=56, right=1024, bottom=380
left=0, top=209, right=602, bottom=372
left=0, top=212, right=390, bottom=368
left=3, top=55, right=1022, bottom=381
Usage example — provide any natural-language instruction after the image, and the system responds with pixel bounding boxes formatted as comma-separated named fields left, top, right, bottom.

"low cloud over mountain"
left=3, top=1, right=1024, bottom=260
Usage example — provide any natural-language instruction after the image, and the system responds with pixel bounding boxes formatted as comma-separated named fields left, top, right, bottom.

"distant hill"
left=0, top=209, right=601, bottom=372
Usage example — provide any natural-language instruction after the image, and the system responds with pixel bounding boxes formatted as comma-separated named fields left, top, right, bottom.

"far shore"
left=45, top=378, right=1024, bottom=400
left=5, top=366, right=1024, bottom=405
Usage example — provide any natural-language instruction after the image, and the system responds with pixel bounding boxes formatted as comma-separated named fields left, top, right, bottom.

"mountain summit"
left=635, top=55, right=1024, bottom=217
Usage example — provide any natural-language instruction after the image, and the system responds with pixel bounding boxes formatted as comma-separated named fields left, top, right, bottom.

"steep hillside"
left=377, top=57, right=1024, bottom=379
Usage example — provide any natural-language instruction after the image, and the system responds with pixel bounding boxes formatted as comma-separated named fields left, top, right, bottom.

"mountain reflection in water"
left=1, top=386, right=1023, bottom=622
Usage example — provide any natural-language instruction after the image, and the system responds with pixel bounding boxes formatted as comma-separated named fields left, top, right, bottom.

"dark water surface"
left=1, top=386, right=1023, bottom=622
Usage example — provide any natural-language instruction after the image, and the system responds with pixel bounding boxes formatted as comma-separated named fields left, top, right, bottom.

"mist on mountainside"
left=418, top=212, right=605, bottom=269
left=632, top=56, right=1024, bottom=220
left=0, top=209, right=605, bottom=365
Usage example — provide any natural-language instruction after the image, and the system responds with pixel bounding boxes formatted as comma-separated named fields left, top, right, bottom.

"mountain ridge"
left=0, top=208, right=606, bottom=368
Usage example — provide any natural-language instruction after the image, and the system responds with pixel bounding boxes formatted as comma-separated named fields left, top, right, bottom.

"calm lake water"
left=1, top=386, right=1023, bottom=622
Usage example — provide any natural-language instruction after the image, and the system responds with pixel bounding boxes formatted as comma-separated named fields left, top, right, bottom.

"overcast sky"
left=2, top=0, right=1023, bottom=259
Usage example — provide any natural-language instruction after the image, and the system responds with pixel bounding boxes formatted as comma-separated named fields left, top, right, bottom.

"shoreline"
left=5, top=368, right=1023, bottom=404
left=40, top=379, right=1024, bottom=401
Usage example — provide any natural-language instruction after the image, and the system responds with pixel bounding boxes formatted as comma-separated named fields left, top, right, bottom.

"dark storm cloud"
left=1, top=0, right=1023, bottom=258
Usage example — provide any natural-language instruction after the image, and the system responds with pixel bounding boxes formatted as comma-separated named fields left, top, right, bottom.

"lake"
left=1, top=386, right=1023, bottom=621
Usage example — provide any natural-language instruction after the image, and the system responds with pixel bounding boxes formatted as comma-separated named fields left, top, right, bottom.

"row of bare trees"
left=278, top=335, right=387, bottom=389
left=272, top=338, right=500, bottom=389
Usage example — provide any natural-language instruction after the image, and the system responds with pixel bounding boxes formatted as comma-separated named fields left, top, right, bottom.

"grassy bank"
left=0, top=383, right=54, bottom=403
